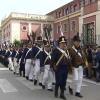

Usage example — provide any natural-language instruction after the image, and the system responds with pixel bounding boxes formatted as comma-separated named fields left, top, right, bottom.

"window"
left=71, top=21, right=76, bottom=32
left=83, top=22, right=95, bottom=45
left=85, top=0, right=89, bottom=5
left=90, top=0, right=96, bottom=3
left=70, top=5, right=74, bottom=13
left=58, top=11, right=61, bottom=18
left=74, top=4, right=77, bottom=12
left=65, top=8, right=69, bottom=15
left=80, top=0, right=85, bottom=7
left=63, top=24, right=67, bottom=32
left=55, top=12, right=58, bottom=18
left=57, top=25, right=60, bottom=34
left=62, top=8, right=64, bottom=16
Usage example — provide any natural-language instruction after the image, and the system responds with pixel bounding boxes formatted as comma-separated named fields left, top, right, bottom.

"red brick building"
left=79, top=0, right=98, bottom=45
left=48, top=0, right=100, bottom=45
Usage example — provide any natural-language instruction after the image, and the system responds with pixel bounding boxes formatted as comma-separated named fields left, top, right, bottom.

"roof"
left=1, top=12, right=54, bottom=27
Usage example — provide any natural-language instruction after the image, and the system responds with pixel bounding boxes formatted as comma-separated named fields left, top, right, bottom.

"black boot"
left=34, top=79, right=37, bottom=85
left=54, top=85, right=59, bottom=98
left=42, top=85, right=45, bottom=89
left=60, top=86, right=66, bottom=100
left=39, top=82, right=42, bottom=86
left=75, top=92, right=83, bottom=98
left=68, top=86, right=73, bottom=95
left=26, top=76, right=29, bottom=80
left=19, top=71, right=22, bottom=77
left=60, top=95, right=66, bottom=100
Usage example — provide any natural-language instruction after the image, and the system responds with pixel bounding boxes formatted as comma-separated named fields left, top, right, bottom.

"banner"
left=20, top=22, right=29, bottom=40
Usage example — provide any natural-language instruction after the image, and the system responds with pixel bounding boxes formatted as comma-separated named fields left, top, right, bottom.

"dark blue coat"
left=20, top=47, right=29, bottom=62
left=5, top=50, right=11, bottom=58
left=25, top=49, right=32, bottom=59
left=31, top=46, right=43, bottom=67
left=42, top=50, right=51, bottom=66
left=51, top=47, right=69, bottom=86
left=11, top=50, right=17, bottom=58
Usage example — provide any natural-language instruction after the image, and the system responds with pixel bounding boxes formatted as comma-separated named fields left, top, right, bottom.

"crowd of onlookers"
left=83, top=46, right=100, bottom=82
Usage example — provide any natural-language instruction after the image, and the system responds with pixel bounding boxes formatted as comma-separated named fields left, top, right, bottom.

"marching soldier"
left=24, top=42, right=33, bottom=81
left=42, top=39, right=53, bottom=91
left=13, top=47, right=19, bottom=75
left=8, top=47, right=14, bottom=71
left=68, top=35, right=88, bottom=98
left=51, top=36, right=70, bottom=100
left=4, top=47, right=10, bottom=67
left=31, top=36, right=43, bottom=85
left=16, top=46, right=23, bottom=75
left=19, top=43, right=31, bottom=77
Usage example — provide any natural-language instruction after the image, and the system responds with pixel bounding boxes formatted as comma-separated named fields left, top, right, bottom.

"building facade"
left=47, top=0, right=80, bottom=43
left=79, top=0, right=99, bottom=45
left=1, top=12, right=54, bottom=44
left=0, top=26, right=2, bottom=45
left=48, top=0, right=100, bottom=46
left=1, top=0, right=100, bottom=46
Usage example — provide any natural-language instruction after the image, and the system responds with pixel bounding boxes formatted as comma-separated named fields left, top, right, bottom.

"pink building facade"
left=1, top=13, right=54, bottom=44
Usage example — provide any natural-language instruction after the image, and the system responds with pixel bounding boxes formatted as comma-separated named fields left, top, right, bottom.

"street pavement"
left=0, top=64, right=100, bottom=100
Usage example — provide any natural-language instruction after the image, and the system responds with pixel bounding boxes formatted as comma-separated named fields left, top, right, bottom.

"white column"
left=98, top=0, right=100, bottom=10
left=96, top=12, right=100, bottom=45
left=29, top=23, right=31, bottom=35
left=41, top=23, right=44, bottom=37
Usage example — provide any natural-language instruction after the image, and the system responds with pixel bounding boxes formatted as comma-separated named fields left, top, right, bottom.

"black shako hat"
left=72, top=35, right=81, bottom=42
left=58, top=36, right=67, bottom=44
left=37, top=36, right=42, bottom=41
left=43, top=39, right=49, bottom=46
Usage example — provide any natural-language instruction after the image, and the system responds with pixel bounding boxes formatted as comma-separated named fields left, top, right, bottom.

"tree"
left=13, top=39, right=21, bottom=46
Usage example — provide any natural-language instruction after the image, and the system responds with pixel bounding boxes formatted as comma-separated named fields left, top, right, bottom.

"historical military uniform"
left=51, top=36, right=70, bottom=100
left=17, top=48, right=23, bottom=74
left=31, top=36, right=43, bottom=85
left=4, top=48, right=10, bottom=67
left=25, top=47, right=34, bottom=81
left=13, top=48, right=19, bottom=74
left=41, top=39, right=53, bottom=91
left=68, top=35, right=87, bottom=98
left=1, top=48, right=6, bottom=65
left=8, top=48, right=14, bottom=71
left=20, top=46, right=29, bottom=77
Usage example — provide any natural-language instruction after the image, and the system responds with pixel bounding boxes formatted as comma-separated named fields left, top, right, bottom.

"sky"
left=0, top=0, right=72, bottom=21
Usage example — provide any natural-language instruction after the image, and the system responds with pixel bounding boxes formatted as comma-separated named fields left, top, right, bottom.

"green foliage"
left=13, top=39, right=21, bottom=46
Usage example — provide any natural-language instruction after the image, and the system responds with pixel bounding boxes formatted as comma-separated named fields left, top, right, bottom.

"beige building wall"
left=11, top=20, right=20, bottom=43
left=1, top=21, right=11, bottom=44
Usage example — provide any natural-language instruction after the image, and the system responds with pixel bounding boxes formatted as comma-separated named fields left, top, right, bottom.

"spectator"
left=95, top=46, right=100, bottom=82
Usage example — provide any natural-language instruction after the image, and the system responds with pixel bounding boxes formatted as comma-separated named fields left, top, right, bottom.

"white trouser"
left=34, top=59, right=40, bottom=80
left=71, top=66, right=83, bottom=93
left=25, top=59, right=32, bottom=78
left=52, top=70, right=55, bottom=84
left=13, top=58, right=19, bottom=73
left=8, top=57, right=14, bottom=71
left=29, top=60, right=35, bottom=80
left=39, top=67, right=44, bottom=83
left=42, top=65, right=53, bottom=89
left=47, top=69, right=54, bottom=89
